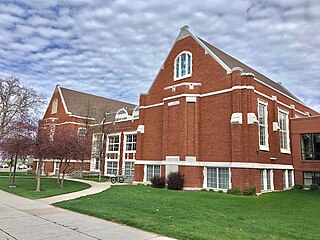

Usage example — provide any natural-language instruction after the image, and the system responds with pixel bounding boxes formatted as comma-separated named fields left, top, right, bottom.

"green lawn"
left=0, top=171, right=34, bottom=177
left=55, top=185, right=320, bottom=240
left=0, top=177, right=90, bottom=199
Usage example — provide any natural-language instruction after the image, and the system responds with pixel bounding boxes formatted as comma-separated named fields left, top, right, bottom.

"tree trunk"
left=57, top=160, right=62, bottom=184
left=9, top=156, right=13, bottom=179
left=36, top=160, right=42, bottom=192
left=80, top=160, right=83, bottom=178
left=60, top=159, right=69, bottom=187
left=10, top=152, right=18, bottom=187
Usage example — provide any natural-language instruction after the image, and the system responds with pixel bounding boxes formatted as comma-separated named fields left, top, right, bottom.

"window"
left=207, top=168, right=230, bottom=190
left=174, top=51, right=192, bottom=80
left=108, top=135, right=120, bottom=152
left=260, top=169, right=273, bottom=191
left=146, top=165, right=161, bottom=181
left=49, top=125, right=55, bottom=141
left=283, top=170, right=294, bottom=189
left=78, top=128, right=87, bottom=137
left=126, top=134, right=137, bottom=151
left=278, top=109, right=290, bottom=153
left=303, top=172, right=320, bottom=186
left=106, top=161, right=118, bottom=175
left=301, top=133, right=320, bottom=160
left=125, top=162, right=134, bottom=176
left=115, top=109, right=129, bottom=121
left=51, top=98, right=58, bottom=114
left=132, top=107, right=139, bottom=119
left=91, top=133, right=103, bottom=171
left=258, top=100, right=269, bottom=150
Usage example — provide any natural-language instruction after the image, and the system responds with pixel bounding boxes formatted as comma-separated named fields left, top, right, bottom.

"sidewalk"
left=0, top=190, right=174, bottom=240
left=37, top=178, right=110, bottom=204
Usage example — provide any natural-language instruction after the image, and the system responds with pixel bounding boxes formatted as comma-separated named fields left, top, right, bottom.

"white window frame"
left=51, top=98, right=58, bottom=114
left=144, top=164, right=161, bottom=182
left=260, top=169, right=274, bottom=192
left=53, top=161, right=60, bottom=175
left=174, top=51, right=192, bottom=81
left=105, top=133, right=121, bottom=176
left=258, top=99, right=269, bottom=151
left=122, top=131, right=137, bottom=176
left=203, top=167, right=231, bottom=191
left=90, top=133, right=104, bottom=171
left=78, top=127, right=87, bottom=137
left=115, top=109, right=130, bottom=122
left=132, top=107, right=139, bottom=119
left=278, top=108, right=291, bottom=154
left=283, top=169, right=294, bottom=189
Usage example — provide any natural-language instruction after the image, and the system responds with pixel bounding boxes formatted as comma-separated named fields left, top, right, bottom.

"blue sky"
left=0, top=0, right=319, bottom=111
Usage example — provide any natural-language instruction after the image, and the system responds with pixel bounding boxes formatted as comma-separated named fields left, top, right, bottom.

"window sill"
left=259, top=146, right=269, bottom=152
left=280, top=149, right=291, bottom=154
left=174, top=74, right=192, bottom=81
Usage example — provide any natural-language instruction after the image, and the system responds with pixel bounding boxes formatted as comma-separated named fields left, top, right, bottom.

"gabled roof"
left=199, top=38, right=301, bottom=102
left=175, top=26, right=302, bottom=103
left=58, top=86, right=136, bottom=120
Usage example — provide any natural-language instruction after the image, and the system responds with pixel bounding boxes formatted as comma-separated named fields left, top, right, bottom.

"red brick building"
left=36, top=26, right=319, bottom=193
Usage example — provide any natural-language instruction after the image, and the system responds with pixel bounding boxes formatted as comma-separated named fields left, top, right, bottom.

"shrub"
left=292, top=184, right=304, bottom=190
left=242, top=187, right=256, bottom=196
left=218, top=190, right=224, bottom=193
left=167, top=172, right=184, bottom=190
left=310, top=184, right=320, bottom=191
left=151, top=176, right=166, bottom=188
left=227, top=188, right=241, bottom=195
left=209, top=189, right=215, bottom=192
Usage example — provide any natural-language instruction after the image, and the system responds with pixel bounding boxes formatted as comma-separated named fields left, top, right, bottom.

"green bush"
left=292, top=184, right=304, bottom=190
left=151, top=176, right=166, bottom=188
left=310, top=184, right=320, bottom=191
left=218, top=190, right=223, bottom=193
left=167, top=172, right=184, bottom=190
left=227, top=188, right=241, bottom=195
left=209, top=189, right=215, bottom=192
left=242, top=187, right=256, bottom=196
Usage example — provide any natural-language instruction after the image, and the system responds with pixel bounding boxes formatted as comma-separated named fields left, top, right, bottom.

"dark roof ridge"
left=59, top=86, right=137, bottom=106
left=198, top=37, right=302, bottom=103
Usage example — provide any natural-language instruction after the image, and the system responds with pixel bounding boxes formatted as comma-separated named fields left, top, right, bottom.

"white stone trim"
left=57, top=85, right=72, bottom=114
left=134, top=160, right=294, bottom=170
left=69, top=114, right=96, bottom=120
left=168, top=101, right=180, bottom=107
left=164, top=82, right=201, bottom=91
left=139, top=102, right=164, bottom=109
left=140, top=86, right=309, bottom=116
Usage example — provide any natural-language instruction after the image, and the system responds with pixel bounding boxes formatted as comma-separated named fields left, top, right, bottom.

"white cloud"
left=0, top=0, right=319, bottom=112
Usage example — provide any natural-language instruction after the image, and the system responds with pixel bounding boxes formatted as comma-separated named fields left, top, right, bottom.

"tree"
left=51, top=128, right=87, bottom=187
left=0, top=120, right=37, bottom=187
left=33, top=128, right=52, bottom=192
left=0, top=76, right=44, bottom=141
left=77, top=101, right=96, bottom=177
left=92, top=107, right=117, bottom=182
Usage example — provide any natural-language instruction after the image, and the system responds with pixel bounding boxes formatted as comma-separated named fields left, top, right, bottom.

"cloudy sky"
left=0, top=0, right=319, bottom=111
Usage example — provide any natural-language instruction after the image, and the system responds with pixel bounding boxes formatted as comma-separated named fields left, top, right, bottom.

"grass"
left=0, top=176, right=90, bottom=199
left=55, top=185, right=320, bottom=240
left=0, top=171, right=34, bottom=177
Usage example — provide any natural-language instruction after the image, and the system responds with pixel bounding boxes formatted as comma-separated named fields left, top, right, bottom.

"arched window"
left=51, top=98, right=58, bottom=114
left=115, top=109, right=128, bottom=121
left=132, top=107, right=139, bottom=119
left=174, top=51, right=192, bottom=80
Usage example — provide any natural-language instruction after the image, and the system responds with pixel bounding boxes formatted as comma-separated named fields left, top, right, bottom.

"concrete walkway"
left=37, top=178, right=110, bottom=204
left=0, top=190, right=174, bottom=240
